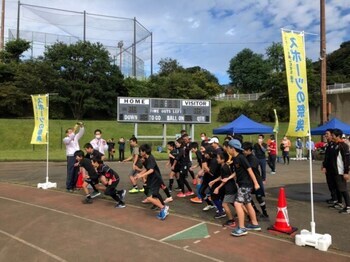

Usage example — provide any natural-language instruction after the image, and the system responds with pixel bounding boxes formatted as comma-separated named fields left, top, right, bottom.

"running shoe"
left=174, top=187, right=182, bottom=192
left=190, top=197, right=203, bottom=204
left=202, top=205, right=215, bottom=211
left=185, top=191, right=194, bottom=196
left=119, top=189, right=127, bottom=202
left=326, top=199, right=337, bottom=204
left=164, top=197, right=173, bottom=203
left=339, top=207, right=350, bottom=214
left=159, top=206, right=169, bottom=220
left=214, top=212, right=227, bottom=219
left=128, top=187, right=139, bottom=193
left=329, top=203, right=343, bottom=210
left=115, top=203, right=126, bottom=208
left=82, top=198, right=93, bottom=204
left=177, top=192, right=186, bottom=198
left=90, top=191, right=101, bottom=199
left=246, top=223, right=261, bottom=231
left=222, top=220, right=236, bottom=228
left=139, top=188, right=145, bottom=193
left=231, top=227, right=248, bottom=237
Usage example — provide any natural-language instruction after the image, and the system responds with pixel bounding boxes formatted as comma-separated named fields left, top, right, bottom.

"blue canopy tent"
left=310, top=117, right=350, bottom=135
left=213, top=114, right=274, bottom=135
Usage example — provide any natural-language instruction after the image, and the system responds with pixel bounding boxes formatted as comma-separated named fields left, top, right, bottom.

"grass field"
left=0, top=100, right=318, bottom=161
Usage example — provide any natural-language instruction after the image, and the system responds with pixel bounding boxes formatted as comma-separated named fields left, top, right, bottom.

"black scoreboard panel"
left=117, top=97, right=211, bottom=123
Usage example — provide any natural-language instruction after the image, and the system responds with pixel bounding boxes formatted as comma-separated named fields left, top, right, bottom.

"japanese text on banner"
left=31, top=95, right=48, bottom=144
left=282, top=30, right=310, bottom=137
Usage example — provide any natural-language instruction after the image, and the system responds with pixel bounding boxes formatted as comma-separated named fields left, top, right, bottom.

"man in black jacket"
left=325, top=128, right=350, bottom=214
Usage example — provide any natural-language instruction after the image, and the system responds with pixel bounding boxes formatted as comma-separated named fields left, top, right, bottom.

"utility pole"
left=0, top=0, right=5, bottom=50
left=320, top=0, right=327, bottom=124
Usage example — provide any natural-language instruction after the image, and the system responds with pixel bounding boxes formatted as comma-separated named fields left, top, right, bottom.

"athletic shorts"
left=145, top=186, right=160, bottom=198
left=84, top=176, right=99, bottom=185
left=223, top=194, right=236, bottom=203
left=129, top=169, right=140, bottom=177
left=235, top=187, right=253, bottom=204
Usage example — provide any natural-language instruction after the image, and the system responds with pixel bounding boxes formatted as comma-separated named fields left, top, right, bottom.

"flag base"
left=37, top=181, right=57, bottom=189
left=295, top=229, right=332, bottom=251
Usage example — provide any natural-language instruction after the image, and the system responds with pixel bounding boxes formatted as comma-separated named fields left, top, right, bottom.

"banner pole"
left=46, top=94, right=49, bottom=184
left=37, top=93, right=57, bottom=190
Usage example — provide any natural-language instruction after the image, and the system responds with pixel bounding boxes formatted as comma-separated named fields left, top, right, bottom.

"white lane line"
left=0, top=229, right=67, bottom=262
left=204, top=235, right=210, bottom=238
left=160, top=221, right=206, bottom=242
left=0, top=197, right=224, bottom=262
left=194, top=240, right=201, bottom=244
left=214, top=231, right=220, bottom=234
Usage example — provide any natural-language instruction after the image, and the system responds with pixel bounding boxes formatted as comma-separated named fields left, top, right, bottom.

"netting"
left=9, top=3, right=152, bottom=78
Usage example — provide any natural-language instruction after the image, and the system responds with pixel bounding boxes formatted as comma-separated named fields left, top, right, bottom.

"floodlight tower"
left=117, top=40, right=124, bottom=72
left=0, top=0, right=5, bottom=50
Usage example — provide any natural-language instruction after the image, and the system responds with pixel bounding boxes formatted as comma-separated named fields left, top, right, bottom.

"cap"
left=208, top=137, right=219, bottom=144
left=228, top=139, right=243, bottom=151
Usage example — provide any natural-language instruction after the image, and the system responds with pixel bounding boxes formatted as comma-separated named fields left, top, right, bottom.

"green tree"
left=124, top=77, right=150, bottom=97
left=43, top=41, right=126, bottom=119
left=0, top=39, right=31, bottom=63
left=149, top=63, right=221, bottom=99
left=158, top=58, right=184, bottom=76
left=265, top=42, right=285, bottom=72
left=0, top=39, right=31, bottom=117
left=227, top=48, right=271, bottom=93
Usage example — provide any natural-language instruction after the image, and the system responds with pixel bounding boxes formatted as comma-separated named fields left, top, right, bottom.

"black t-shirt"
left=205, top=157, right=220, bottom=180
left=253, top=143, right=267, bottom=159
left=195, top=150, right=203, bottom=168
left=245, top=154, right=263, bottom=184
left=79, top=158, right=98, bottom=179
left=221, top=163, right=237, bottom=195
left=85, top=149, right=104, bottom=160
left=232, top=153, right=253, bottom=188
left=143, top=154, right=162, bottom=188
left=97, top=164, right=119, bottom=182
left=169, top=148, right=179, bottom=165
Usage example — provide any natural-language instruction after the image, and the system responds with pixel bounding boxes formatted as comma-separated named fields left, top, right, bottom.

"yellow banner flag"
left=282, top=30, right=310, bottom=137
left=31, top=94, right=48, bottom=144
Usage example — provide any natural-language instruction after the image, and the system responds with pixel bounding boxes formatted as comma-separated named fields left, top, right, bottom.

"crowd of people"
left=63, top=123, right=350, bottom=237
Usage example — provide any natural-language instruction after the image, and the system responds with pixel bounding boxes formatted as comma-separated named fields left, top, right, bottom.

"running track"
left=0, top=183, right=349, bottom=262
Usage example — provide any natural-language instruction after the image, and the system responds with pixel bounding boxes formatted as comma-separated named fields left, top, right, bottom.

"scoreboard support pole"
left=134, top=123, right=138, bottom=137
left=162, top=124, right=167, bottom=148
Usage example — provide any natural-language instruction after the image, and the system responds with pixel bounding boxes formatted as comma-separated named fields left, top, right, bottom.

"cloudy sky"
left=3, top=0, right=350, bottom=84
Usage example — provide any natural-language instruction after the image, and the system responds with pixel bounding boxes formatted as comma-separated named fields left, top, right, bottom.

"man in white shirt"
left=90, top=129, right=108, bottom=156
left=63, top=122, right=85, bottom=192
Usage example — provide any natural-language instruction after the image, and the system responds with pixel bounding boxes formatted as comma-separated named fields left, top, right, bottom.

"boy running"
left=123, top=137, right=144, bottom=193
left=74, top=150, right=101, bottom=204
left=226, top=139, right=261, bottom=237
left=215, top=151, right=237, bottom=227
left=135, top=144, right=169, bottom=220
left=242, top=142, right=269, bottom=219
left=92, top=158, right=126, bottom=208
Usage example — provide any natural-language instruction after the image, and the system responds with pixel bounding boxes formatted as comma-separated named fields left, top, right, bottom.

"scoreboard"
left=117, top=97, right=211, bottom=123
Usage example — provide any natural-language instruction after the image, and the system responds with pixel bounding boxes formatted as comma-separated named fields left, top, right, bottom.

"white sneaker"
left=203, top=205, right=215, bottom=211
left=164, top=197, right=173, bottom=203
left=90, top=191, right=101, bottom=199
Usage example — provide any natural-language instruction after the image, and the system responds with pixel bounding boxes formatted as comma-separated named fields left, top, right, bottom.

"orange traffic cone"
left=76, top=171, right=83, bottom=189
left=268, top=187, right=297, bottom=234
